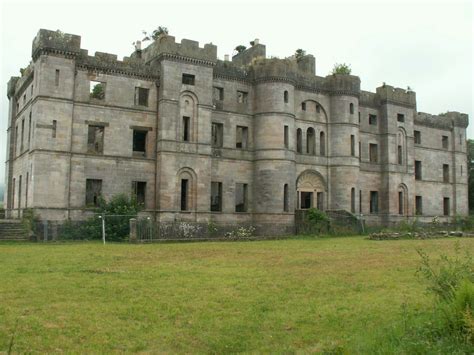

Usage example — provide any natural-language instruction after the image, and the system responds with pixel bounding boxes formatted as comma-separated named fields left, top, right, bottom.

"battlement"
left=249, top=57, right=299, bottom=83
left=415, top=111, right=469, bottom=129
left=32, top=29, right=81, bottom=59
left=376, top=84, right=416, bottom=107
left=323, top=74, right=361, bottom=96
left=142, top=35, right=217, bottom=65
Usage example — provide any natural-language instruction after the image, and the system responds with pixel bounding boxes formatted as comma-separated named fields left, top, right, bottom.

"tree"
left=142, top=26, right=169, bottom=42
left=90, top=83, right=105, bottom=100
left=295, top=49, right=306, bottom=61
left=331, top=63, right=352, bottom=75
left=235, top=45, right=247, bottom=54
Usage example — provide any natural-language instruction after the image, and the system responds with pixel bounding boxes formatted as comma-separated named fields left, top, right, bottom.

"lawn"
left=1, top=236, right=473, bottom=353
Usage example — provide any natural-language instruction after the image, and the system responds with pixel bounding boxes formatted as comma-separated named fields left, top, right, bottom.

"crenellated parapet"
left=323, top=74, right=361, bottom=97
left=376, top=84, right=416, bottom=108
left=32, top=29, right=81, bottom=60
left=214, top=60, right=250, bottom=82
left=142, top=35, right=217, bottom=66
left=415, top=112, right=469, bottom=129
left=249, top=57, right=299, bottom=84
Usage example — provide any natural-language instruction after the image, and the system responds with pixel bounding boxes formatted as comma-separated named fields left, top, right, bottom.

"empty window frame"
left=283, top=184, right=289, bottom=212
left=52, top=120, right=57, bottom=138
left=135, top=87, right=149, bottom=106
left=86, top=179, right=102, bottom=206
left=307, top=128, right=315, bottom=155
left=284, top=125, right=289, bottom=149
left=350, top=135, right=355, bottom=156
left=55, top=69, right=60, bottom=86
left=442, top=135, right=449, bottom=149
left=320, top=131, right=325, bottom=156
left=351, top=188, right=355, bottom=213
left=236, top=126, right=248, bottom=149
left=18, top=175, right=22, bottom=209
left=235, top=183, right=248, bottom=212
left=284, top=90, right=289, bottom=103
left=25, top=172, right=29, bottom=208
left=182, top=74, right=195, bottom=85
left=443, top=164, right=449, bottom=183
left=90, top=81, right=105, bottom=100
left=397, top=145, right=402, bottom=165
left=28, top=113, right=32, bottom=148
left=20, top=119, right=25, bottom=151
left=398, top=191, right=403, bottom=215
left=300, top=191, right=313, bottom=209
left=237, top=91, right=248, bottom=104
left=182, top=116, right=190, bottom=142
left=369, top=114, right=377, bottom=125
left=213, top=87, right=224, bottom=101
left=443, top=197, right=450, bottom=216
left=415, top=160, right=422, bottom=180
left=133, top=130, right=147, bottom=156
left=210, top=182, right=222, bottom=212
left=397, top=113, right=405, bottom=122
left=301, top=102, right=306, bottom=111
left=132, top=181, right=146, bottom=206
left=370, top=191, right=378, bottom=214
left=87, top=125, right=104, bottom=154
left=296, top=128, right=302, bottom=153
left=414, top=130, right=421, bottom=144
left=316, top=104, right=321, bottom=113
left=180, top=179, right=189, bottom=211
left=349, top=103, right=354, bottom=114
left=369, top=143, right=378, bottom=163
left=212, top=122, right=223, bottom=148
left=415, top=196, right=423, bottom=215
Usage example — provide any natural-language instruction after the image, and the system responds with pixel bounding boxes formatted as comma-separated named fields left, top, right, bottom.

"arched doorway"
left=296, top=170, right=327, bottom=210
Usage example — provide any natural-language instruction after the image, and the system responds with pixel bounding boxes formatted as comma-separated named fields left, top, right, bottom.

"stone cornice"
left=156, top=53, right=216, bottom=67
left=76, top=64, right=159, bottom=80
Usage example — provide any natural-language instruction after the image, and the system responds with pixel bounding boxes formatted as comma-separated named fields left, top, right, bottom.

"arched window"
left=179, top=94, right=196, bottom=142
left=306, top=128, right=315, bottom=155
left=296, top=128, right=302, bottom=153
left=284, top=91, right=289, bottom=103
left=349, top=103, right=354, bottom=114
left=397, top=129, right=406, bottom=165
left=320, top=131, right=325, bottom=156
left=177, top=168, right=197, bottom=211
left=351, top=188, right=355, bottom=213
left=283, top=184, right=289, bottom=212
left=398, top=184, right=408, bottom=215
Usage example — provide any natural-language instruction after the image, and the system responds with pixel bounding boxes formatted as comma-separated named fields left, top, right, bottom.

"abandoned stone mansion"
left=3, top=29, right=469, bottom=234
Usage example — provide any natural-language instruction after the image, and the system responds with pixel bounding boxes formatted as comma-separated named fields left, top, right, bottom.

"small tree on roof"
left=331, top=63, right=352, bottom=75
left=295, top=49, right=306, bottom=61
left=235, top=45, right=247, bottom=54
left=142, top=26, right=169, bottom=42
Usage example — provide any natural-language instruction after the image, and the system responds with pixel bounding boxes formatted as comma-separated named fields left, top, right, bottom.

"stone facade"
left=3, top=29, right=469, bottom=234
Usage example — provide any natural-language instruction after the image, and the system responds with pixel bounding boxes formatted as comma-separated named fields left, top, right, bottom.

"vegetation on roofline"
left=331, top=63, right=352, bottom=75
left=234, top=45, right=247, bottom=54
left=295, top=49, right=306, bottom=61
left=141, top=26, right=169, bottom=42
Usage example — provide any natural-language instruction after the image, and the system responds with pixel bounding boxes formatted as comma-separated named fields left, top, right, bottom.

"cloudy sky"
left=0, top=0, right=472, bottom=185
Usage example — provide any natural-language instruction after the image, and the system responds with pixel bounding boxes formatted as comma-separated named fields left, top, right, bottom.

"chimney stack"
left=224, top=54, right=230, bottom=61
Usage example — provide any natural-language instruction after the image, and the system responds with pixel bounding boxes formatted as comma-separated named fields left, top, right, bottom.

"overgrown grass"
left=0, top=236, right=473, bottom=353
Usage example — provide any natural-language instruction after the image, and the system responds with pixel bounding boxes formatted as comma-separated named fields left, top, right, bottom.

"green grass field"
left=1, top=236, right=473, bottom=353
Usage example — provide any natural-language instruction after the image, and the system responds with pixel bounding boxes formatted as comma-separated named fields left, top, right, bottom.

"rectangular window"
left=55, top=69, right=60, bottom=86
left=284, top=125, right=289, bottom=149
left=52, top=120, right=57, bottom=138
left=398, top=145, right=402, bottom=165
left=12, top=178, right=15, bottom=208
left=235, top=183, right=248, bottom=212
left=28, top=113, right=32, bottom=148
left=213, top=87, right=224, bottom=101
left=443, top=197, right=450, bottom=216
left=15, top=125, right=18, bottom=156
left=369, top=143, right=378, bottom=163
left=415, top=196, right=423, bottom=215
left=359, top=190, right=362, bottom=213
left=87, top=125, right=104, bottom=154
left=86, top=179, right=102, bottom=206
left=181, top=179, right=188, bottom=211
left=300, top=191, right=313, bottom=209
left=443, top=164, right=449, bottom=183
left=442, top=135, right=449, bottom=149
left=397, top=113, right=405, bottom=122
left=20, top=119, right=25, bottom=152
left=212, top=122, right=223, bottom=148
left=18, top=175, right=22, bottom=209
left=90, top=81, right=105, bottom=100
left=182, top=74, right=195, bottom=85
left=133, top=130, right=147, bottom=157
left=350, top=135, right=355, bottom=156
left=183, top=116, right=190, bottom=142
left=414, top=130, right=421, bottom=144
left=237, top=91, right=248, bottom=104
left=25, top=172, right=29, bottom=208
left=302, top=102, right=306, bottom=111
left=210, top=182, right=222, bottom=212
left=132, top=181, right=146, bottom=206
left=134, top=87, right=149, bottom=106
left=283, top=184, right=289, bottom=212
left=236, top=126, right=248, bottom=149
left=415, top=160, right=422, bottom=180
left=369, top=114, right=377, bottom=125
left=370, top=191, right=378, bottom=213
left=398, top=191, right=403, bottom=215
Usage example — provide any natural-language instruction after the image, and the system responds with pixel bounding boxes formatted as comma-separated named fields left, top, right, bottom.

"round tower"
left=251, top=59, right=297, bottom=234
left=325, top=74, right=361, bottom=213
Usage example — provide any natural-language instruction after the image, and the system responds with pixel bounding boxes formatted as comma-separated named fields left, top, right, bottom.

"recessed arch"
left=397, top=183, right=408, bottom=216
left=296, top=170, right=327, bottom=210
left=176, top=167, right=197, bottom=211
left=301, top=99, right=328, bottom=122
left=179, top=91, right=199, bottom=142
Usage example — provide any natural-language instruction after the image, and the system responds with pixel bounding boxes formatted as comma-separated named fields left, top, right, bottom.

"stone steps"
left=0, top=220, right=29, bottom=241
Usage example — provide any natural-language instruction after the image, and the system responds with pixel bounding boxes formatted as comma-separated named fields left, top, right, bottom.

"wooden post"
left=129, top=218, right=137, bottom=243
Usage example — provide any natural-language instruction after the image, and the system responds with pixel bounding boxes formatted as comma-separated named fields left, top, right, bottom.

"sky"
left=0, top=0, right=473, bottom=185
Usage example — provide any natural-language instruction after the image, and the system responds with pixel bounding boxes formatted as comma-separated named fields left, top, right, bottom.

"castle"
left=3, top=29, right=469, bottom=235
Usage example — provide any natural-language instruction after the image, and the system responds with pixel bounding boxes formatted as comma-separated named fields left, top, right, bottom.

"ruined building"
left=3, top=29, right=469, bottom=234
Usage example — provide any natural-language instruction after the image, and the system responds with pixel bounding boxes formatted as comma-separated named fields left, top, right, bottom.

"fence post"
left=101, top=214, right=106, bottom=245
left=129, top=218, right=137, bottom=243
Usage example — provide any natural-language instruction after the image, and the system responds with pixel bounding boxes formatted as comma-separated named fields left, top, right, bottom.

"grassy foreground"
left=1, top=236, right=473, bottom=353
